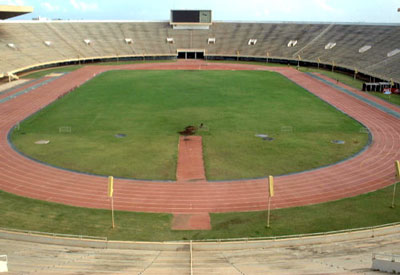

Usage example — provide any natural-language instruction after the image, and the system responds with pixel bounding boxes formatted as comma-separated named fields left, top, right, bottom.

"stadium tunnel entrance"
left=177, top=49, right=205, bottom=59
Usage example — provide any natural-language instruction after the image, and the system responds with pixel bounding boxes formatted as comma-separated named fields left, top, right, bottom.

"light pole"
left=297, top=55, right=301, bottom=69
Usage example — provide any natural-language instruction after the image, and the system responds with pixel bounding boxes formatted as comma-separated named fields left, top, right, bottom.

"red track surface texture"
left=0, top=77, right=49, bottom=101
left=0, top=61, right=399, bottom=214
left=176, top=136, right=206, bottom=182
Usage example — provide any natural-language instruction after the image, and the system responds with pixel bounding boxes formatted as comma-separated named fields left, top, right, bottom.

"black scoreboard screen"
left=172, top=10, right=199, bottom=23
left=171, top=10, right=212, bottom=24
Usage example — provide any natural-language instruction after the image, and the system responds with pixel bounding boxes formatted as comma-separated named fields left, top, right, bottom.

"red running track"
left=313, top=72, right=400, bottom=114
left=0, top=77, right=50, bottom=101
left=0, top=60, right=399, bottom=214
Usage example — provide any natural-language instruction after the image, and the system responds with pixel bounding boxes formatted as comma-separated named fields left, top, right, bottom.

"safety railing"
left=373, top=253, right=400, bottom=262
left=0, top=227, right=107, bottom=241
left=185, top=222, right=400, bottom=243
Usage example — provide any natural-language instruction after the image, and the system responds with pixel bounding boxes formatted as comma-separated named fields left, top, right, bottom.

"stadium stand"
left=0, top=21, right=399, bottom=84
left=1, top=225, right=400, bottom=274
left=0, top=5, right=32, bottom=20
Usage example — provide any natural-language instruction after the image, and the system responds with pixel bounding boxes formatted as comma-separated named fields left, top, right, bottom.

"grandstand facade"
left=0, top=19, right=399, bottom=84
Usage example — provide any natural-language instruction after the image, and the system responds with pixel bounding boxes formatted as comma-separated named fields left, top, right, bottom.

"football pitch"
left=11, top=70, right=368, bottom=180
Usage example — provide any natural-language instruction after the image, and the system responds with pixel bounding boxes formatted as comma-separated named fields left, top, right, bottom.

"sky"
left=1, top=0, right=400, bottom=23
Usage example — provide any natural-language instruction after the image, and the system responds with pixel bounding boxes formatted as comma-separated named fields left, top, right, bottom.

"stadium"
left=0, top=2, right=399, bottom=274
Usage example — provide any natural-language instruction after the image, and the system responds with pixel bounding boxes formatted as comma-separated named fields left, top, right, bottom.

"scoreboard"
left=171, top=10, right=212, bottom=24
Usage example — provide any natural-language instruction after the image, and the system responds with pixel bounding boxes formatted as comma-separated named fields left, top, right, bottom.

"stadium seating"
left=2, top=228, right=400, bottom=274
left=0, top=21, right=399, bottom=82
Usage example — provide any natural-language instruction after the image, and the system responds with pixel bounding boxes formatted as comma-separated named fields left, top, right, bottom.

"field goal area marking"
left=59, top=126, right=72, bottom=133
left=281, top=126, right=293, bottom=133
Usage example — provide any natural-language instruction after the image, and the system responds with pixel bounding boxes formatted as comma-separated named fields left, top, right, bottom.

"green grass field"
left=21, top=65, right=83, bottom=79
left=0, top=184, right=398, bottom=241
left=21, top=60, right=176, bottom=79
left=211, top=60, right=400, bottom=106
left=11, top=70, right=368, bottom=180
left=368, top=91, right=400, bottom=106
left=22, top=60, right=400, bottom=106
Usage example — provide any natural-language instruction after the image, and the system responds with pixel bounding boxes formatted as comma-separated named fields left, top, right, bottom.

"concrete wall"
left=372, top=258, right=400, bottom=273
left=1, top=224, right=399, bottom=251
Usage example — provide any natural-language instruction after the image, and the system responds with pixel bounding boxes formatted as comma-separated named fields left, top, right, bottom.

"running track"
left=0, top=60, right=399, bottom=214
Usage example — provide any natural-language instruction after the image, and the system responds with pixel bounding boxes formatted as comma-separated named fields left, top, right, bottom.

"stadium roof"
left=0, top=5, right=33, bottom=20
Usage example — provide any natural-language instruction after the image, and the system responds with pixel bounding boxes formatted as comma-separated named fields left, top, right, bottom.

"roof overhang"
left=0, top=5, right=33, bottom=20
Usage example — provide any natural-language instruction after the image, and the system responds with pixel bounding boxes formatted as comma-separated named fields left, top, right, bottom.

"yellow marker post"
left=108, top=176, right=115, bottom=228
left=267, top=175, right=274, bottom=228
left=108, top=176, right=114, bottom=197
left=392, top=161, right=400, bottom=208
left=269, top=175, right=274, bottom=197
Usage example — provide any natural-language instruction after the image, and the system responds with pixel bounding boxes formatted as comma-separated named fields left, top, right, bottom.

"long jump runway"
left=0, top=61, right=399, bottom=214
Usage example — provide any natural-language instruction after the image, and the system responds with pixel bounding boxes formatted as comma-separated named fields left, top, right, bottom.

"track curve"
left=0, top=60, right=399, bottom=214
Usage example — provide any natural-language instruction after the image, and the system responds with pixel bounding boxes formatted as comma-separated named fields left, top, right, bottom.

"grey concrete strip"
left=0, top=74, right=66, bottom=104
left=307, top=72, right=400, bottom=119
left=0, top=79, right=34, bottom=95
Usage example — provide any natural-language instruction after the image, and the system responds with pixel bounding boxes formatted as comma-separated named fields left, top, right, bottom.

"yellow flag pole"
left=111, top=196, right=115, bottom=228
left=267, top=175, right=274, bottom=228
left=108, top=176, right=115, bottom=228
left=392, top=161, right=400, bottom=208
left=267, top=196, right=272, bottom=228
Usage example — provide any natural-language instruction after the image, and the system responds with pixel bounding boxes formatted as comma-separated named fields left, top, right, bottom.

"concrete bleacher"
left=1, top=225, right=400, bottom=274
left=0, top=21, right=399, bottom=82
left=209, top=23, right=330, bottom=59
left=298, top=24, right=399, bottom=68
left=370, top=53, right=400, bottom=80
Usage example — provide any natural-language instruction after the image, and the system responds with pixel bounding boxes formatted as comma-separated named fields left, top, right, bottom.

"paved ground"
left=171, top=213, right=211, bottom=230
left=1, top=228, right=399, bottom=274
left=176, top=136, right=206, bottom=182
left=0, top=79, right=30, bottom=93
left=0, top=60, right=399, bottom=214
left=174, top=136, right=210, bottom=230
